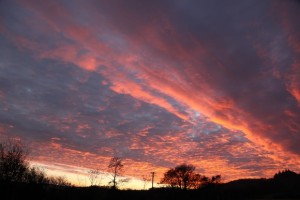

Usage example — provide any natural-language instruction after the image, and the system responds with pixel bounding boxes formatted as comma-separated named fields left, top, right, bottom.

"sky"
left=1, top=0, right=300, bottom=189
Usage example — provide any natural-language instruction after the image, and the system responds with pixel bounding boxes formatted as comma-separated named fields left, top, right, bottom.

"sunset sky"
left=1, top=0, right=300, bottom=189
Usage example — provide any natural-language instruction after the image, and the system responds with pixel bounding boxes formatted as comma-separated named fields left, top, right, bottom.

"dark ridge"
left=1, top=170, right=300, bottom=200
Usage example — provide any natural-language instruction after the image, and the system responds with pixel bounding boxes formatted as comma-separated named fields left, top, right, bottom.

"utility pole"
left=151, top=172, right=155, bottom=189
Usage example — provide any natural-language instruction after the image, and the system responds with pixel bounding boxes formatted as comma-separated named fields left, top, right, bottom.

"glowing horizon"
left=1, top=0, right=300, bottom=189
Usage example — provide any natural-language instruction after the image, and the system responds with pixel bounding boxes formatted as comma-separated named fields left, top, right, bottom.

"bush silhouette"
left=0, top=139, right=29, bottom=182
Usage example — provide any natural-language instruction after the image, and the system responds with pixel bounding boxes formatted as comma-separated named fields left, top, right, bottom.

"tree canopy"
left=160, top=164, right=221, bottom=189
left=0, top=139, right=71, bottom=186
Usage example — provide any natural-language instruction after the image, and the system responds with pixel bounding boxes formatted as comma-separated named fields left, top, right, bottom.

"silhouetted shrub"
left=0, top=139, right=29, bottom=182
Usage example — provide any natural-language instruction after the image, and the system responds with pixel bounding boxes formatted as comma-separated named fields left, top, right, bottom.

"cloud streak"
left=1, top=0, right=300, bottom=186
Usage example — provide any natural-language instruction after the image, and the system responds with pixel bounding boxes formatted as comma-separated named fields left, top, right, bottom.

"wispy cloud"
left=1, top=0, right=300, bottom=184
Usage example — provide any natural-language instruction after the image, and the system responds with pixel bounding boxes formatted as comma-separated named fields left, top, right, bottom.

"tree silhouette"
left=87, top=168, right=100, bottom=186
left=108, top=156, right=124, bottom=189
left=0, top=139, right=72, bottom=186
left=160, top=164, right=221, bottom=189
left=0, top=139, right=29, bottom=182
left=160, top=164, right=196, bottom=190
left=274, top=169, right=298, bottom=180
left=25, top=167, right=49, bottom=184
left=160, top=168, right=178, bottom=188
left=48, top=176, right=72, bottom=186
left=189, top=173, right=203, bottom=189
left=211, top=175, right=221, bottom=184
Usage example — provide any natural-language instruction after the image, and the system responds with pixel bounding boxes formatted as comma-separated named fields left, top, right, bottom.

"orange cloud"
left=2, top=0, right=300, bottom=186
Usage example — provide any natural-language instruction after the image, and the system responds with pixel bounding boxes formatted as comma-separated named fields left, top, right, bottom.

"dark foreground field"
left=2, top=174, right=300, bottom=200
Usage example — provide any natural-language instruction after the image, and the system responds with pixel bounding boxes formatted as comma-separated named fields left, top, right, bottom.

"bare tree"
left=48, top=176, right=72, bottom=186
left=25, top=167, right=48, bottom=184
left=108, top=157, right=124, bottom=189
left=87, top=168, right=100, bottom=186
left=0, top=139, right=29, bottom=182
left=0, top=139, right=73, bottom=186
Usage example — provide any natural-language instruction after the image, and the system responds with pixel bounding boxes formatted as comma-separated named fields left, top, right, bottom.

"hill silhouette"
left=1, top=169, right=300, bottom=200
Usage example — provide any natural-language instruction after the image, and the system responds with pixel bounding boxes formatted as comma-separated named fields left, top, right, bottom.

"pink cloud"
left=1, top=0, right=300, bottom=185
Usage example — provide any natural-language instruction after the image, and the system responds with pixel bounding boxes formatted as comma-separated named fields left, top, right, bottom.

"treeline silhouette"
left=1, top=139, right=300, bottom=200
left=0, top=139, right=71, bottom=186
left=2, top=171, right=300, bottom=200
left=160, top=163, right=221, bottom=189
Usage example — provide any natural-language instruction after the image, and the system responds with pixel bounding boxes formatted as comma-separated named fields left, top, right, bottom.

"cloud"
left=1, top=0, right=300, bottom=183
